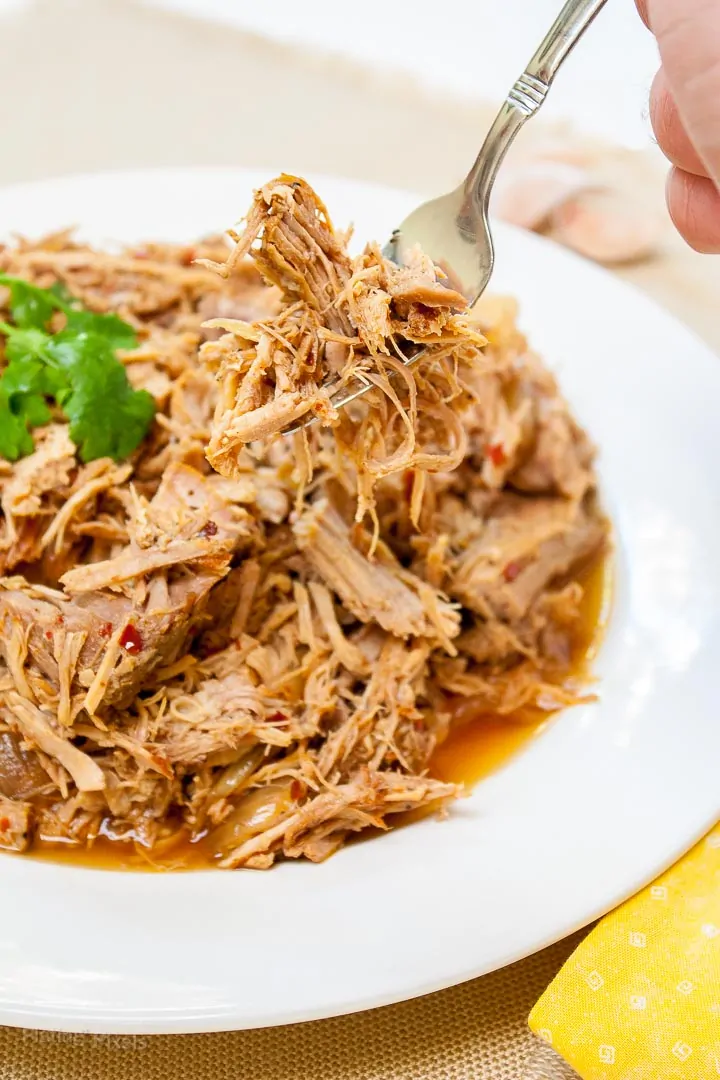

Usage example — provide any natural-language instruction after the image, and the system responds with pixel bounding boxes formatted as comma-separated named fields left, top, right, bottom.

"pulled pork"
left=0, top=177, right=608, bottom=869
left=201, top=176, right=487, bottom=531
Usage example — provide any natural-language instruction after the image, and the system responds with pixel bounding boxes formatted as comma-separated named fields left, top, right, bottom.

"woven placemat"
left=0, top=3, right=717, bottom=1077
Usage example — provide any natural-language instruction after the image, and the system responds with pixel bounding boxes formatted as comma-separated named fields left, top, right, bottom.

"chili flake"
left=119, top=624, right=143, bottom=655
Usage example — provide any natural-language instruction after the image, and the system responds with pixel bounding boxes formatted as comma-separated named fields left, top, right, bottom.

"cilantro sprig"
left=0, top=274, right=155, bottom=462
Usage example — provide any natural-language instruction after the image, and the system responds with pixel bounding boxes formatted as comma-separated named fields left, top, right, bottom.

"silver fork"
left=284, top=0, right=609, bottom=436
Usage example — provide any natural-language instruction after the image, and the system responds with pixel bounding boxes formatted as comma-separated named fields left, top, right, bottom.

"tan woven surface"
left=0, top=3, right=717, bottom=1077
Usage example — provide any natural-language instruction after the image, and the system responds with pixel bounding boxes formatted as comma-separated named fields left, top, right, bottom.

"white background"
left=141, top=0, right=659, bottom=148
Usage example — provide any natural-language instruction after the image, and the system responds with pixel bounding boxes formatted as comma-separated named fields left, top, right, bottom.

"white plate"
left=0, top=167, right=719, bottom=1035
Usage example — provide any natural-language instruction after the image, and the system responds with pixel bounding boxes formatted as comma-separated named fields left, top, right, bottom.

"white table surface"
left=141, top=0, right=659, bottom=149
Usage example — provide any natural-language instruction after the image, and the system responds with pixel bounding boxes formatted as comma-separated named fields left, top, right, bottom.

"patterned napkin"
left=528, top=822, right=720, bottom=1079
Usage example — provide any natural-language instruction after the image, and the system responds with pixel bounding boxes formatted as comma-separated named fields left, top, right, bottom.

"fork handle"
left=466, top=0, right=609, bottom=215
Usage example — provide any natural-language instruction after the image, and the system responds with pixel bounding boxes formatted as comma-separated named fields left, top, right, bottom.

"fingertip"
left=650, top=0, right=720, bottom=186
left=650, top=68, right=708, bottom=177
left=635, top=0, right=650, bottom=28
left=666, top=167, right=720, bottom=253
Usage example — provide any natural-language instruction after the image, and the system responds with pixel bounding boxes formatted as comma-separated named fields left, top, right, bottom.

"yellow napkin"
left=529, top=822, right=720, bottom=1079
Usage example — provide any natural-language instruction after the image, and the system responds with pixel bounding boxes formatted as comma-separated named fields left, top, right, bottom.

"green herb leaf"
left=49, top=281, right=74, bottom=306
left=66, top=381, right=156, bottom=463
left=48, top=279, right=138, bottom=349
left=0, top=277, right=151, bottom=463
left=0, top=388, right=35, bottom=461
left=1, top=351, right=67, bottom=405
left=0, top=325, right=68, bottom=428
left=0, top=274, right=138, bottom=348
left=0, top=274, right=64, bottom=330
left=62, top=310, right=138, bottom=350
left=46, top=332, right=155, bottom=462
left=16, top=394, right=53, bottom=428
left=2, top=324, right=52, bottom=364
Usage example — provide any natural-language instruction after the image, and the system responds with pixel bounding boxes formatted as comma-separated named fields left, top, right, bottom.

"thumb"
left=648, top=0, right=720, bottom=186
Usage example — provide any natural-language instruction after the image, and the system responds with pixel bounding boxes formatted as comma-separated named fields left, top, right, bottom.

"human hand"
left=637, top=0, right=720, bottom=252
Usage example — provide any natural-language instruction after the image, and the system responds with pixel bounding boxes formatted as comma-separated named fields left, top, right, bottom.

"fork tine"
left=381, top=232, right=401, bottom=263
left=282, top=348, right=428, bottom=437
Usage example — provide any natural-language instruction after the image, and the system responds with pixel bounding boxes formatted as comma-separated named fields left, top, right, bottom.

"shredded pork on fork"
left=200, top=175, right=489, bottom=521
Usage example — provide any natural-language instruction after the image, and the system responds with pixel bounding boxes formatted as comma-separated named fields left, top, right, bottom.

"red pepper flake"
left=0, top=818, right=9, bottom=832
left=99, top=622, right=113, bottom=639
left=486, top=442, right=506, bottom=467
left=503, top=561, right=522, bottom=583
left=119, top=624, right=144, bottom=655
left=44, top=630, right=53, bottom=641
left=305, top=344, right=318, bottom=372
left=199, top=519, right=218, bottom=538
left=414, top=719, right=425, bottom=732
left=55, top=615, right=65, bottom=626
left=290, top=779, right=307, bottom=802
left=266, top=711, right=287, bottom=723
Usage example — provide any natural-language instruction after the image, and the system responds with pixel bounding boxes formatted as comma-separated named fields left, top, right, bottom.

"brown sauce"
left=29, top=552, right=611, bottom=872
left=32, top=828, right=213, bottom=873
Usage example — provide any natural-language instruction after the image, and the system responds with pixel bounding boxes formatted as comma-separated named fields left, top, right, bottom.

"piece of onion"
left=204, top=736, right=258, bottom=769
left=207, top=782, right=295, bottom=856
left=210, top=745, right=265, bottom=800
